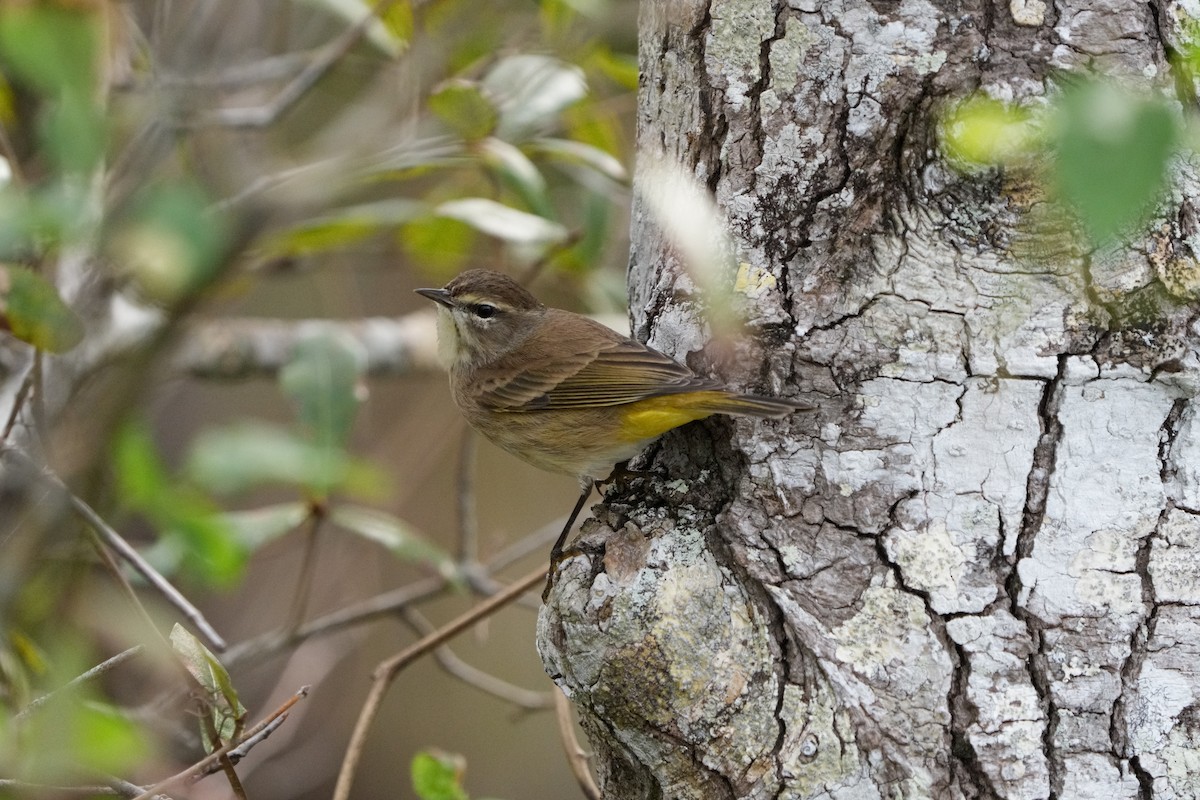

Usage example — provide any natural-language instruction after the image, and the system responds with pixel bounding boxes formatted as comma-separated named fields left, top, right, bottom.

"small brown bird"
left=416, top=269, right=812, bottom=597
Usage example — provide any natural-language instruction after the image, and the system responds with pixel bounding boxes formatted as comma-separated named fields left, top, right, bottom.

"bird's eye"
left=473, top=303, right=498, bottom=319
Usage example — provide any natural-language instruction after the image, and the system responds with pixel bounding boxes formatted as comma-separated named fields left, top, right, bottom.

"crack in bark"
left=1007, top=353, right=1069, bottom=796
left=1110, top=397, right=1186, bottom=798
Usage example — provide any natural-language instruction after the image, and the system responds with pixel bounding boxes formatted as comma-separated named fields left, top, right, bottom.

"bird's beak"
left=415, top=287, right=455, bottom=309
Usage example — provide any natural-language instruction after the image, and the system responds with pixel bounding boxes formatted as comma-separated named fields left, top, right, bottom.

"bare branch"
left=401, top=608, right=552, bottom=711
left=16, top=646, right=145, bottom=721
left=129, top=686, right=310, bottom=800
left=554, top=690, right=600, bottom=800
left=332, top=565, right=547, bottom=800
left=223, top=516, right=567, bottom=667
left=175, top=314, right=441, bottom=380
left=198, top=0, right=404, bottom=128
left=68, top=489, right=228, bottom=652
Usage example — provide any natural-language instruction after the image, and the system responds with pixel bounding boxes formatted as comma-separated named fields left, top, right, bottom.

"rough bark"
left=538, top=0, right=1200, bottom=798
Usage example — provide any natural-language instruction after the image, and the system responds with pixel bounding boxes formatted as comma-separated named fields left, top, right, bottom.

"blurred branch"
left=16, top=646, right=145, bottom=722
left=129, top=685, right=310, bottom=800
left=223, top=515, right=565, bottom=668
left=70, top=488, right=228, bottom=652
left=8, top=450, right=228, bottom=652
left=333, top=565, right=547, bottom=800
left=456, top=430, right=478, bottom=563
left=199, top=0, right=404, bottom=128
left=554, top=690, right=600, bottom=800
left=286, top=506, right=326, bottom=635
left=401, top=608, right=552, bottom=711
left=175, top=313, right=442, bottom=380
left=175, top=311, right=626, bottom=380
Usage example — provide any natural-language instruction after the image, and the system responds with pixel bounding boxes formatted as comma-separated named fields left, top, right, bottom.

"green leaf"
left=280, top=329, right=365, bottom=450
left=431, top=81, right=498, bottom=141
left=110, top=182, right=229, bottom=304
left=170, top=625, right=246, bottom=749
left=940, top=95, right=1039, bottom=166
left=113, top=424, right=171, bottom=510
left=477, top=138, right=553, bottom=217
left=0, top=6, right=107, bottom=174
left=411, top=750, right=469, bottom=800
left=114, top=424, right=246, bottom=586
left=187, top=422, right=382, bottom=496
left=1055, top=83, right=1179, bottom=243
left=222, top=503, right=311, bottom=551
left=331, top=505, right=453, bottom=575
left=70, top=702, right=150, bottom=774
left=261, top=199, right=426, bottom=259
left=399, top=215, right=476, bottom=273
left=435, top=198, right=568, bottom=245
left=0, top=265, right=84, bottom=352
left=0, top=6, right=101, bottom=96
left=482, top=55, right=587, bottom=141
left=529, top=136, right=628, bottom=184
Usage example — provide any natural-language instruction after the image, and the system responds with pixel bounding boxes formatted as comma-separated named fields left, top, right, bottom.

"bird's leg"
left=543, top=478, right=595, bottom=602
left=596, top=460, right=652, bottom=495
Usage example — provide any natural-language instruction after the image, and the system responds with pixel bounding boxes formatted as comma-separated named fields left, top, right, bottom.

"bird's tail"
left=689, top=390, right=815, bottom=419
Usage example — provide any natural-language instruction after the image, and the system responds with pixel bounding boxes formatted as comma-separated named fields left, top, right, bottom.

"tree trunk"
left=537, top=0, right=1200, bottom=798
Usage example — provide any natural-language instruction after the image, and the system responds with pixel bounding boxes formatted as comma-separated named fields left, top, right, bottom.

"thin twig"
left=4, top=447, right=225, bottom=651
left=85, top=525, right=174, bottom=653
left=200, top=0, right=403, bottom=128
left=67, top=489, right=228, bottom=651
left=553, top=689, right=600, bottom=800
left=223, top=516, right=567, bottom=668
left=332, top=565, right=547, bottom=800
left=400, top=608, right=551, bottom=711
left=129, top=686, right=310, bottom=800
left=1, top=362, right=35, bottom=443
left=222, top=575, right=445, bottom=668
left=286, top=506, right=325, bottom=635
left=0, top=780, right=126, bottom=797
left=16, top=646, right=145, bottom=721
left=456, top=430, right=478, bottom=564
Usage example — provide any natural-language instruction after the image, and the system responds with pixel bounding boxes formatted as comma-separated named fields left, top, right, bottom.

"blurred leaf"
left=940, top=95, right=1039, bottom=166
left=529, top=136, right=627, bottom=184
left=482, top=55, right=587, bottom=141
left=41, top=91, right=106, bottom=174
left=292, top=0, right=406, bottom=56
left=1055, top=83, right=1178, bottom=243
left=188, top=422, right=382, bottom=496
left=478, top=138, right=552, bottom=217
left=280, top=329, right=365, bottom=450
left=380, top=0, right=415, bottom=44
left=114, top=424, right=246, bottom=586
left=70, top=703, right=150, bottom=775
left=587, top=46, right=639, bottom=91
left=431, top=81, right=498, bottom=141
left=111, top=182, right=229, bottom=305
left=331, top=505, right=453, bottom=574
left=0, top=6, right=100, bottom=96
left=0, top=265, right=84, bottom=352
left=0, top=6, right=106, bottom=174
left=411, top=750, right=469, bottom=800
left=113, top=423, right=171, bottom=509
left=262, top=199, right=426, bottom=259
left=222, top=503, right=311, bottom=551
left=170, top=625, right=246, bottom=749
left=435, top=198, right=568, bottom=245
left=399, top=215, right=476, bottom=273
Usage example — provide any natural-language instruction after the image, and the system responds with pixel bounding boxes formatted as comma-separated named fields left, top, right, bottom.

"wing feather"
left=475, top=312, right=718, bottom=411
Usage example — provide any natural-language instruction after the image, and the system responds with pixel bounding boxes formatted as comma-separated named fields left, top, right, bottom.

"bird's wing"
left=475, top=312, right=717, bottom=411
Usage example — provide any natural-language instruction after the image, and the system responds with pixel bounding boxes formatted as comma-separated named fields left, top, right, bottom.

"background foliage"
left=0, top=1, right=634, bottom=797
